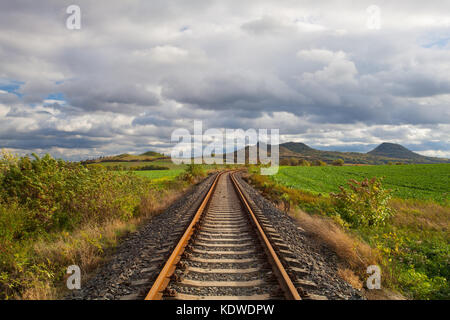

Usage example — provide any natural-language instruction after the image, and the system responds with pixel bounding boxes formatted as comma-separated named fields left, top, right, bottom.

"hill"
left=368, top=143, right=425, bottom=159
left=279, top=142, right=448, bottom=165
left=220, top=142, right=449, bottom=165
left=81, top=150, right=169, bottom=164
left=140, top=151, right=164, bottom=157
left=83, top=144, right=448, bottom=166
left=280, top=142, right=314, bottom=153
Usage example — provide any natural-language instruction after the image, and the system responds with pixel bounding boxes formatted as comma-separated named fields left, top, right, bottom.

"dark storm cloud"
left=60, top=80, right=160, bottom=113
left=0, top=135, right=103, bottom=150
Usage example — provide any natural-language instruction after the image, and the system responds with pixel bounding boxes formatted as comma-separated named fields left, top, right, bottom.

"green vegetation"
left=312, top=160, right=327, bottom=166
left=368, top=142, right=422, bottom=159
left=92, top=159, right=184, bottom=170
left=81, top=150, right=168, bottom=165
left=332, top=159, right=345, bottom=166
left=273, top=164, right=450, bottom=204
left=178, top=164, right=207, bottom=183
left=279, top=142, right=449, bottom=165
left=133, top=165, right=170, bottom=171
left=139, top=151, right=164, bottom=157
left=0, top=152, right=202, bottom=299
left=247, top=164, right=449, bottom=299
left=134, top=169, right=185, bottom=183
left=331, top=178, right=394, bottom=227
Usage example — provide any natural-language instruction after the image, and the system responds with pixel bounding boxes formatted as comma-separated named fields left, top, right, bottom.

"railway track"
left=145, top=171, right=318, bottom=300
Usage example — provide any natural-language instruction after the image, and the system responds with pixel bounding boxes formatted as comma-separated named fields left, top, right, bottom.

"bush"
left=312, top=160, right=327, bottom=166
left=134, top=165, right=169, bottom=171
left=0, top=153, right=151, bottom=232
left=248, top=169, right=448, bottom=300
left=299, top=159, right=310, bottom=166
left=331, top=177, right=394, bottom=227
left=332, top=159, right=345, bottom=166
left=178, top=164, right=206, bottom=183
left=0, top=152, right=185, bottom=299
left=280, top=158, right=300, bottom=166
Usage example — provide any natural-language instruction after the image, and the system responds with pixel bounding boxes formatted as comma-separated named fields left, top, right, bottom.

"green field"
left=258, top=163, right=449, bottom=299
left=273, top=164, right=450, bottom=203
left=134, top=168, right=185, bottom=181
left=98, top=159, right=185, bottom=169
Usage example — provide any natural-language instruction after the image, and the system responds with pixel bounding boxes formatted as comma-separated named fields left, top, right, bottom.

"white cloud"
left=0, top=0, right=448, bottom=159
left=0, top=103, right=10, bottom=117
left=419, top=150, right=450, bottom=158
left=134, top=45, right=189, bottom=64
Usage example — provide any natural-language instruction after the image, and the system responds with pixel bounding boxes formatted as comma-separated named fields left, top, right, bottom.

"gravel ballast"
left=67, top=171, right=364, bottom=300
left=235, top=173, right=364, bottom=300
left=67, top=174, right=217, bottom=300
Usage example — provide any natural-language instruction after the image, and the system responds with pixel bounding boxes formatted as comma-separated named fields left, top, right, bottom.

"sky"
left=0, top=0, right=449, bottom=160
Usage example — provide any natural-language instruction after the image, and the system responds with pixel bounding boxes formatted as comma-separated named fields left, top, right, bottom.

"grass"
left=98, top=159, right=184, bottom=169
left=0, top=152, right=203, bottom=299
left=134, top=169, right=185, bottom=181
left=246, top=164, right=449, bottom=300
left=273, top=164, right=450, bottom=203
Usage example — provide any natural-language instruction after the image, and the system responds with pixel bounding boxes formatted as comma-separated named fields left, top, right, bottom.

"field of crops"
left=273, top=164, right=450, bottom=203
left=98, top=159, right=184, bottom=169
left=134, top=168, right=185, bottom=181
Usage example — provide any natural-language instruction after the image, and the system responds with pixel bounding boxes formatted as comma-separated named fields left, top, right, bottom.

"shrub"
left=299, top=159, right=310, bottom=166
left=331, top=177, right=394, bottom=227
left=134, top=165, right=169, bottom=171
left=0, top=152, right=190, bottom=299
left=178, top=164, right=206, bottom=183
left=0, top=153, right=152, bottom=232
left=312, top=160, right=327, bottom=166
left=332, top=159, right=345, bottom=166
left=248, top=168, right=448, bottom=300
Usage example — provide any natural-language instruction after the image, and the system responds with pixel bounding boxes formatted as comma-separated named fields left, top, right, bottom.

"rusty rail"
left=145, top=172, right=223, bottom=300
left=145, top=170, right=300, bottom=300
left=230, top=172, right=301, bottom=300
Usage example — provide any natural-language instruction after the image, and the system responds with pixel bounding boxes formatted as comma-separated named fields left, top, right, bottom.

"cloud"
left=0, top=0, right=448, bottom=160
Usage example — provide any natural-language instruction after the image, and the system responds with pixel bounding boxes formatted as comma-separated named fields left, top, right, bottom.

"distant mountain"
left=368, top=143, right=424, bottom=159
left=83, top=144, right=449, bottom=166
left=220, top=141, right=449, bottom=165
left=278, top=142, right=449, bottom=164
left=140, top=151, right=164, bottom=157
left=280, top=142, right=314, bottom=154
left=81, top=150, right=169, bottom=164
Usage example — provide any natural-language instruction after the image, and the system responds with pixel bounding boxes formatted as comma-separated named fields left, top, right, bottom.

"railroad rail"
left=145, top=171, right=304, bottom=300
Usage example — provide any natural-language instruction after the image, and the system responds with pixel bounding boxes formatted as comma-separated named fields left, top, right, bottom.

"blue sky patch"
left=46, top=92, right=65, bottom=101
left=0, top=79, right=24, bottom=97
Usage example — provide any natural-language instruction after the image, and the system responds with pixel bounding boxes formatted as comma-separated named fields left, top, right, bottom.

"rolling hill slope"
left=81, top=151, right=169, bottom=164
left=82, top=143, right=449, bottom=166
left=279, top=142, right=449, bottom=164
left=222, top=142, right=449, bottom=165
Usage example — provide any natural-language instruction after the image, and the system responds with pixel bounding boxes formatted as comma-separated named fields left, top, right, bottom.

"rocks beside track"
left=235, top=173, right=364, bottom=300
left=67, top=171, right=364, bottom=300
left=66, top=173, right=217, bottom=300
